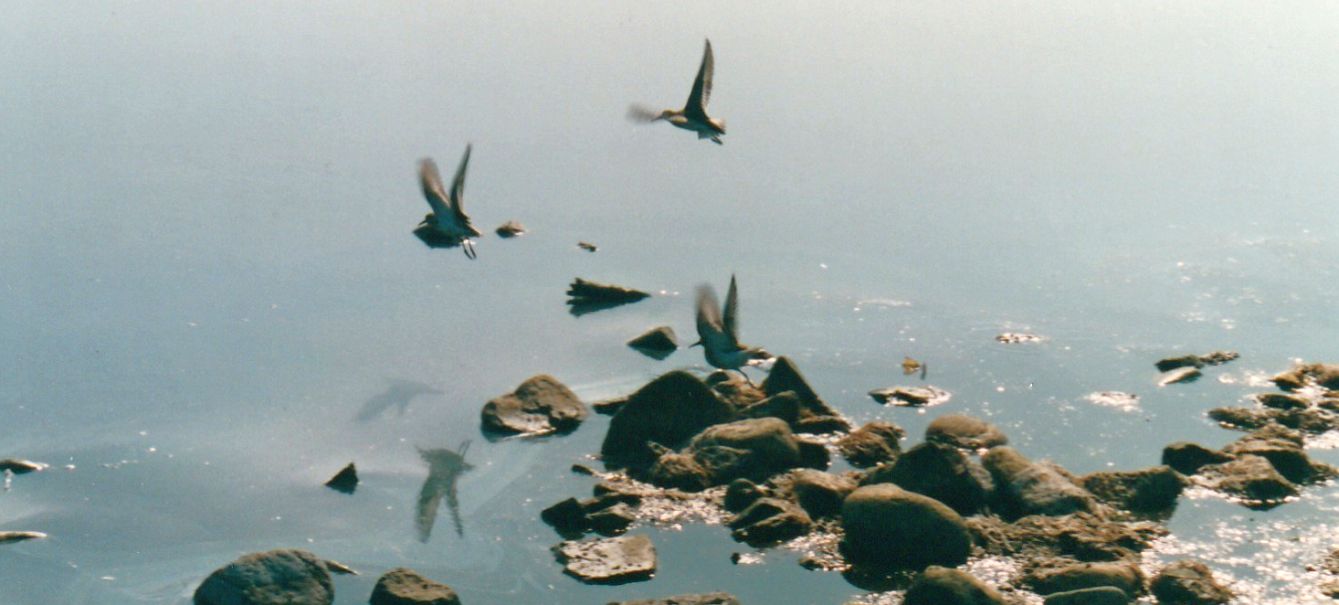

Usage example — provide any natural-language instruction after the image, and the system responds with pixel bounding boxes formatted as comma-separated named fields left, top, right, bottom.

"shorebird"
left=628, top=39, right=726, bottom=145
left=415, top=145, right=481, bottom=258
left=693, top=275, right=772, bottom=382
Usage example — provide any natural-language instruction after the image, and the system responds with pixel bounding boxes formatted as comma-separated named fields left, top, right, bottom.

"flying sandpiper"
left=415, top=145, right=481, bottom=258
left=629, top=39, right=726, bottom=145
left=693, top=275, right=772, bottom=382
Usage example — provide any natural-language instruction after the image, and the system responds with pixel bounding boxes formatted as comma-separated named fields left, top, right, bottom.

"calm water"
left=5, top=3, right=1339, bottom=603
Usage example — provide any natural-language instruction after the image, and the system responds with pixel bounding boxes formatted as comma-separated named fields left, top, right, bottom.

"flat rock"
left=194, top=549, right=333, bottom=605
left=566, top=278, right=649, bottom=303
left=1043, top=586, right=1130, bottom=605
left=1150, top=560, right=1232, bottom=604
left=370, top=568, right=461, bottom=605
left=1023, top=561, right=1143, bottom=597
left=1208, top=405, right=1339, bottom=434
left=995, top=332, right=1044, bottom=344
left=983, top=447, right=1096, bottom=517
left=601, top=371, right=734, bottom=465
left=1162, top=442, right=1233, bottom=475
left=627, top=326, right=678, bottom=359
left=481, top=375, right=587, bottom=435
left=868, top=385, right=951, bottom=407
left=1200, top=455, right=1298, bottom=507
left=925, top=414, right=1008, bottom=449
left=609, top=593, right=740, bottom=605
left=554, top=534, right=657, bottom=584
left=727, top=497, right=812, bottom=545
left=836, top=421, right=904, bottom=467
left=1078, top=466, right=1185, bottom=514
left=862, top=442, right=992, bottom=516
left=1158, top=367, right=1202, bottom=386
left=841, top=484, right=972, bottom=569
left=903, top=566, right=1006, bottom=605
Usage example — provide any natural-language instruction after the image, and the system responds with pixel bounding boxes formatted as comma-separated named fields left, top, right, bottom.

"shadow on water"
left=355, top=379, right=443, bottom=422
left=414, top=441, right=474, bottom=541
left=567, top=300, right=640, bottom=317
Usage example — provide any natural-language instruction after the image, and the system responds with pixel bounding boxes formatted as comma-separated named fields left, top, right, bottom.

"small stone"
left=554, top=534, right=657, bottom=584
left=588, top=503, right=637, bottom=536
left=324, top=462, right=358, bottom=494
left=577, top=241, right=598, bottom=252
left=836, top=421, right=904, bottom=468
left=1159, top=367, right=1202, bottom=386
left=995, top=332, right=1044, bottom=344
left=494, top=220, right=526, bottom=238
left=481, top=375, right=587, bottom=435
left=1150, top=560, right=1232, bottom=604
left=627, top=326, right=678, bottom=359
left=370, top=567, right=462, bottom=605
left=194, top=549, right=333, bottom=605
left=868, top=385, right=951, bottom=407
left=727, top=497, right=812, bottom=546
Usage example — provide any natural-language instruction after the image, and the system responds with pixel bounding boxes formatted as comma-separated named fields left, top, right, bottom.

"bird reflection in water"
left=356, top=379, right=443, bottom=422
left=414, top=441, right=474, bottom=541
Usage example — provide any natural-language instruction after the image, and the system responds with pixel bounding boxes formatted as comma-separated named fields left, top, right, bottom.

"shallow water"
left=5, top=2, right=1339, bottom=603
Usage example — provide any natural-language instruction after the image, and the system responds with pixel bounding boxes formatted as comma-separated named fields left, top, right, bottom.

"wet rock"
left=1023, top=562, right=1143, bottom=598
left=592, top=396, right=629, bottom=416
left=1042, top=586, right=1130, bottom=605
left=1273, top=363, right=1339, bottom=391
left=542, top=497, right=590, bottom=535
left=580, top=491, right=642, bottom=515
left=1158, top=367, right=1202, bottom=386
left=553, top=534, right=657, bottom=584
left=723, top=479, right=765, bottom=513
left=841, top=484, right=972, bottom=569
left=925, top=414, right=1008, bottom=450
left=628, top=327, right=677, bottom=359
left=983, top=447, right=1096, bottom=517
left=0, top=459, right=48, bottom=474
left=609, top=593, right=740, bottom=605
left=588, top=503, right=637, bottom=536
left=577, top=241, right=598, bottom=252
left=781, top=469, right=856, bottom=519
left=737, top=391, right=801, bottom=425
left=0, top=531, right=47, bottom=545
left=324, top=462, right=358, bottom=494
left=1078, top=466, right=1185, bottom=514
left=862, top=442, right=992, bottom=516
left=481, top=375, right=587, bottom=435
left=727, top=497, right=812, bottom=545
left=1257, top=392, right=1308, bottom=410
left=1155, top=351, right=1238, bottom=372
left=566, top=278, right=649, bottom=303
left=194, top=549, right=333, bottom=605
left=902, top=566, right=1006, bottom=605
left=1161, top=442, right=1233, bottom=475
left=648, top=452, right=711, bottom=492
left=1222, top=426, right=1336, bottom=484
left=370, top=568, right=461, bottom=605
left=687, top=417, right=803, bottom=483
left=1200, top=455, right=1298, bottom=505
left=1150, top=560, right=1232, bottom=604
left=1199, top=351, right=1240, bottom=366
left=868, top=385, right=951, bottom=407
left=761, top=357, right=850, bottom=431
left=601, top=371, right=734, bottom=466
left=836, top=421, right=904, bottom=468
left=494, top=220, right=526, bottom=238
left=1208, top=405, right=1339, bottom=434
left=996, top=332, right=1044, bottom=344
left=968, top=512, right=1165, bottom=563
left=794, top=415, right=852, bottom=434
left=796, top=438, right=830, bottom=470
left=706, top=372, right=767, bottom=408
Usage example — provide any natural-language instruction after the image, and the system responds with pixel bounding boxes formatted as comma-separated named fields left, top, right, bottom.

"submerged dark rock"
left=194, top=549, right=333, bottom=605
left=627, top=326, right=678, bottom=359
left=553, top=534, right=657, bottom=584
left=370, top=568, right=461, bottom=605
left=968, top=512, right=1165, bottom=564
left=995, top=332, right=1044, bottom=344
left=1150, top=560, right=1232, bottom=604
left=836, top=421, right=904, bottom=468
left=601, top=371, right=734, bottom=466
left=840, top=484, right=972, bottom=569
left=324, top=462, right=358, bottom=494
left=481, top=375, right=587, bottom=435
left=902, top=566, right=1006, bottom=605
left=1162, top=442, right=1234, bottom=475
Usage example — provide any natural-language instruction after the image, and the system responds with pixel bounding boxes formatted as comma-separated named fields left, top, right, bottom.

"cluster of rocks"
left=1206, top=363, right=1339, bottom=435
left=193, top=549, right=461, bottom=605
left=1164, top=424, right=1336, bottom=508
left=1155, top=350, right=1239, bottom=386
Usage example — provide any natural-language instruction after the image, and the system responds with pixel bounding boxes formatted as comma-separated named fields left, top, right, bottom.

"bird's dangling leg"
left=711, top=136, right=723, bottom=145
left=462, top=239, right=477, bottom=260
left=735, top=368, right=756, bottom=387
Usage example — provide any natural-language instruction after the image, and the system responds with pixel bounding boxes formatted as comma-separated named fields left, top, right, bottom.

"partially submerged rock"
left=836, top=421, right=904, bottom=467
left=861, top=442, right=992, bottom=516
left=0, top=459, right=48, bottom=474
left=566, top=278, right=648, bottom=303
left=1022, top=561, right=1143, bottom=598
left=1149, top=560, right=1232, bottom=604
left=553, top=534, right=657, bottom=584
left=1272, top=363, right=1339, bottom=391
left=840, top=484, right=972, bottom=569
left=1078, top=466, right=1184, bottom=515
left=1161, top=442, right=1233, bottom=475
left=481, top=375, right=587, bottom=435
left=727, top=497, right=812, bottom=545
left=868, top=385, right=951, bottom=407
left=494, top=220, right=526, bottom=238
left=903, top=566, right=1006, bottom=605
left=996, top=332, right=1044, bottom=344
left=1158, top=367, right=1202, bottom=386
left=0, top=531, right=47, bottom=545
left=370, top=567, right=462, bottom=605
left=627, top=326, right=678, bottom=359
left=761, top=357, right=851, bottom=432
left=1171, top=426, right=1335, bottom=508
left=194, top=549, right=334, bottom=605
left=1155, top=351, right=1238, bottom=372
left=324, top=462, right=358, bottom=494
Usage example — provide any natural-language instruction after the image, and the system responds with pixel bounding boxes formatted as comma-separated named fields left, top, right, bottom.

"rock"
left=796, top=438, right=831, bottom=470
left=737, top=391, right=802, bottom=426
left=1162, top=443, right=1233, bottom=475
left=925, top=414, right=1008, bottom=450
left=836, top=421, right=904, bottom=467
left=589, top=503, right=637, bottom=536
left=983, top=447, right=1096, bottom=517
left=1222, top=427, right=1336, bottom=484
left=1158, top=367, right=1202, bottom=386
left=609, top=593, right=741, bottom=605
left=0, top=531, right=47, bottom=544
left=592, top=397, right=629, bottom=415
left=1155, top=355, right=1205, bottom=372
left=1042, top=586, right=1130, bottom=605
left=688, top=418, right=803, bottom=483
left=727, top=497, right=812, bottom=545
left=194, top=549, right=333, bottom=605
left=1273, top=363, right=1339, bottom=391
left=868, top=385, right=951, bottom=407
left=648, top=452, right=711, bottom=492
left=1150, top=560, right=1232, bottom=604
left=601, top=371, right=735, bottom=465
left=761, top=357, right=850, bottom=430
left=1200, top=455, right=1298, bottom=505
left=370, top=568, right=462, bottom=605
left=324, top=462, right=358, bottom=494
left=577, top=241, right=598, bottom=252
left=628, top=327, right=677, bottom=359
left=553, top=534, right=657, bottom=584
left=783, top=469, right=856, bottom=519
left=1257, top=393, right=1308, bottom=410
left=723, top=479, right=765, bottom=512
left=902, top=566, right=1006, bottom=605
left=862, top=442, right=992, bottom=516
left=542, top=497, right=590, bottom=535
left=996, top=332, right=1044, bottom=344
left=1024, top=562, right=1143, bottom=597
left=494, top=220, right=526, bottom=238
left=481, top=375, right=587, bottom=435
left=1078, top=466, right=1185, bottom=513
left=967, top=512, right=1166, bottom=563
left=1084, top=391, right=1141, bottom=412
left=0, top=459, right=48, bottom=474
left=794, top=415, right=852, bottom=434
left=706, top=372, right=766, bottom=408
left=566, top=278, right=649, bottom=303
left=1199, top=351, right=1240, bottom=366
left=841, top=484, right=973, bottom=569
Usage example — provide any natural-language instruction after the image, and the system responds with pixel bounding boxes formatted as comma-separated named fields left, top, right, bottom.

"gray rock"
left=983, top=447, right=1096, bottom=517
left=1162, top=442, right=1233, bottom=475
left=841, top=484, right=972, bottom=569
left=608, top=593, right=740, bottom=605
left=836, top=421, right=904, bottom=468
left=1156, top=355, right=1205, bottom=372
left=554, top=534, right=657, bottom=584
left=1043, top=586, right=1130, bottom=605
left=903, top=566, right=1006, bottom=605
left=194, top=549, right=333, bottom=605
left=925, top=414, right=1008, bottom=450
left=370, top=568, right=461, bottom=605
left=628, top=327, right=677, bottom=359
left=1078, top=466, right=1185, bottom=513
left=1024, top=562, right=1143, bottom=597
left=1150, top=560, right=1232, bottom=604
left=481, top=375, right=587, bottom=435
left=601, top=371, right=734, bottom=465
left=861, top=442, right=992, bottom=516
left=995, top=332, right=1044, bottom=344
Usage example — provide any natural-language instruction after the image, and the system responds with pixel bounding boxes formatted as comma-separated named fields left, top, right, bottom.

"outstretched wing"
left=418, top=158, right=452, bottom=219
left=684, top=38, right=714, bottom=119
left=696, top=283, right=737, bottom=348
left=723, top=274, right=740, bottom=340
left=448, top=144, right=472, bottom=220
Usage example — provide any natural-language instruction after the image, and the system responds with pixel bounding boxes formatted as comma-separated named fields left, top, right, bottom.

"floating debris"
left=324, top=462, right=358, bottom=494
left=1085, top=391, right=1141, bottom=413
left=868, top=385, right=951, bottom=407
left=995, top=332, right=1044, bottom=344
left=495, top=220, right=527, bottom=238
left=577, top=241, right=598, bottom=252
left=0, top=531, right=47, bottom=545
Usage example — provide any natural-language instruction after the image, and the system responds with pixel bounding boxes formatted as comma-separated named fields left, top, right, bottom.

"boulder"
left=761, top=357, right=850, bottom=430
left=1256, top=393, right=1308, bottom=410
left=902, top=566, right=1006, bottom=605
left=1023, top=562, right=1142, bottom=597
left=737, top=391, right=801, bottom=426
left=727, top=497, right=812, bottom=545
left=1222, top=426, right=1335, bottom=484
left=836, top=421, right=904, bottom=467
left=925, top=414, right=1008, bottom=450
left=1162, top=443, right=1232, bottom=476
left=609, top=593, right=740, bottom=605
left=194, top=549, right=333, bottom=605
left=861, top=443, right=992, bottom=515
left=1273, top=363, right=1339, bottom=391
left=601, top=371, right=735, bottom=465
left=1150, top=560, right=1232, bottom=604
left=840, top=484, right=972, bottom=569
left=370, top=568, right=462, bottom=605
left=541, top=497, right=590, bottom=535
left=648, top=453, right=712, bottom=492
left=1200, top=455, right=1298, bottom=505
left=481, top=375, right=587, bottom=435
left=553, top=534, right=657, bottom=584
left=781, top=469, right=856, bottom=519
left=1078, top=466, right=1184, bottom=513
left=688, top=418, right=803, bottom=483
left=1042, top=586, right=1130, bottom=605
left=983, top=447, right=1096, bottom=517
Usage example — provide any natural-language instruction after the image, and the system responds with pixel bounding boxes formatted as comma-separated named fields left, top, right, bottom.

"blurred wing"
left=723, top=275, right=740, bottom=340
left=418, top=158, right=452, bottom=218
left=685, top=39, right=714, bottom=118
left=449, top=144, right=472, bottom=220
left=627, top=104, right=662, bottom=123
left=696, top=284, right=735, bottom=347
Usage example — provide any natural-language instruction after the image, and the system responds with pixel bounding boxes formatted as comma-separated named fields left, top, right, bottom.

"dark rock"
left=481, top=375, right=587, bottom=435
left=494, top=220, right=526, bottom=238
left=577, top=241, right=598, bottom=252
left=0, top=459, right=47, bottom=474
left=1162, top=442, right=1233, bottom=475
left=783, top=469, right=856, bottom=519
left=727, top=497, right=812, bottom=545
left=796, top=438, right=831, bottom=470
left=1200, top=455, right=1298, bottom=505
left=983, top=447, right=1096, bottom=517
left=1159, top=367, right=1202, bottom=386
left=737, top=391, right=801, bottom=426
left=761, top=357, right=850, bottom=430
left=689, top=445, right=755, bottom=487
left=370, top=568, right=461, bottom=605
left=868, top=385, right=951, bottom=407
left=1273, top=363, right=1339, bottom=391
left=553, top=534, right=657, bottom=584
left=723, top=479, right=765, bottom=513
left=794, top=415, right=852, bottom=434
left=862, top=442, right=992, bottom=516
left=1199, top=351, right=1240, bottom=366
left=1078, top=466, right=1185, bottom=513
left=903, top=566, right=1006, bottom=605
left=588, top=503, right=637, bottom=536
left=706, top=372, right=767, bottom=408
left=628, top=327, right=677, bottom=359
left=1206, top=407, right=1273, bottom=430
left=592, top=397, right=629, bottom=415
left=841, top=484, right=972, bottom=569
left=1150, top=560, right=1232, bottom=604
left=1156, top=355, right=1205, bottom=372
left=1023, top=562, right=1142, bottom=597
left=324, top=463, right=358, bottom=494
left=566, top=278, right=649, bottom=303
left=1223, top=427, right=1336, bottom=484
left=968, top=512, right=1166, bottom=563
left=1323, top=548, right=1339, bottom=574
left=925, top=414, right=1008, bottom=450
left=836, top=421, right=904, bottom=468
left=194, top=549, right=333, bottom=605
left=648, top=453, right=711, bottom=492
left=601, top=371, right=735, bottom=466
left=687, top=418, right=803, bottom=483
left=1042, top=586, right=1130, bottom=605
left=580, top=491, right=642, bottom=514
left=608, top=593, right=741, bottom=605
left=1257, top=393, right=1308, bottom=410
left=542, top=497, right=590, bottom=535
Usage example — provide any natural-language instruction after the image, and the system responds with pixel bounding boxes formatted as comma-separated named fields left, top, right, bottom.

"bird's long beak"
left=689, top=339, right=702, bottom=348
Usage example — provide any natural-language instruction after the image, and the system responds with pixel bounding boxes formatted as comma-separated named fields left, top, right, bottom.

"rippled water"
left=5, top=3, right=1339, bottom=603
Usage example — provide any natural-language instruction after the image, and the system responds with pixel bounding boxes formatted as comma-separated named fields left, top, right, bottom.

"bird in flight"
left=693, top=275, right=772, bottom=382
left=414, top=145, right=481, bottom=258
left=629, top=39, right=726, bottom=145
